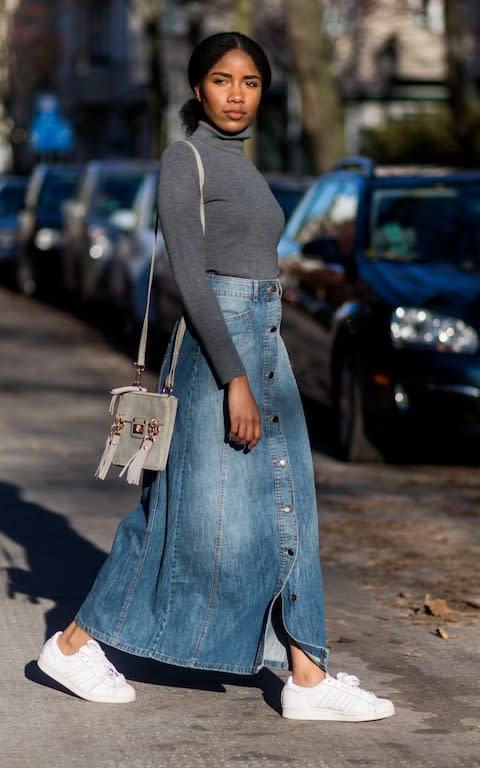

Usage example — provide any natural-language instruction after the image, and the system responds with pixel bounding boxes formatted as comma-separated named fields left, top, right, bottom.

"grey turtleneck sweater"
left=158, top=120, right=285, bottom=385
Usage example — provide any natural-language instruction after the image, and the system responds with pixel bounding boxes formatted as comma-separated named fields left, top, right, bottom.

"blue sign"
left=29, top=93, right=74, bottom=153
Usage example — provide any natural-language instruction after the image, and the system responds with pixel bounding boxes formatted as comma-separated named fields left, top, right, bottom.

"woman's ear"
left=194, top=85, right=202, bottom=102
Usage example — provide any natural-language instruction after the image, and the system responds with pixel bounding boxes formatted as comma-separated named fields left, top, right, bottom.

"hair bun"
left=180, top=98, right=204, bottom=136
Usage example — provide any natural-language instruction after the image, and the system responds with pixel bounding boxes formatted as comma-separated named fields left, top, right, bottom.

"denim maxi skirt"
left=76, top=276, right=328, bottom=674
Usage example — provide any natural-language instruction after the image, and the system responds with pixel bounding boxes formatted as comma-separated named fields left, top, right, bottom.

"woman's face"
left=194, top=49, right=263, bottom=134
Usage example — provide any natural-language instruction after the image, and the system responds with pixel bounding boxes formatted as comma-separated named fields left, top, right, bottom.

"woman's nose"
left=228, top=84, right=244, bottom=102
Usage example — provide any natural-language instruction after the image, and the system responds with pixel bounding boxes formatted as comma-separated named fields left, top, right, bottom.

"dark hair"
left=180, top=31, right=272, bottom=135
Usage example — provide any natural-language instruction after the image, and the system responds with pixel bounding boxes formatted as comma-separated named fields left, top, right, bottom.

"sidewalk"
left=0, top=287, right=479, bottom=768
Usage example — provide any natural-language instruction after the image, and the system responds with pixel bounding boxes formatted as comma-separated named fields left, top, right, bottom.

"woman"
left=37, top=32, right=394, bottom=722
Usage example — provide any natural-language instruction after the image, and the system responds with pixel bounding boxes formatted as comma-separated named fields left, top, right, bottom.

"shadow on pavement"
left=0, top=481, right=283, bottom=711
left=0, top=482, right=106, bottom=634
left=99, top=649, right=284, bottom=713
left=25, top=655, right=284, bottom=714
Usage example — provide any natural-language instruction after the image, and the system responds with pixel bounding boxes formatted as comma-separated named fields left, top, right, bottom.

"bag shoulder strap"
left=135, top=140, right=205, bottom=391
left=179, top=140, right=205, bottom=233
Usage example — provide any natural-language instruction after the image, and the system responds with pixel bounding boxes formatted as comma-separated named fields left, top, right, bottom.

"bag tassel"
left=119, top=438, right=154, bottom=485
left=94, top=416, right=125, bottom=479
left=118, top=418, right=161, bottom=485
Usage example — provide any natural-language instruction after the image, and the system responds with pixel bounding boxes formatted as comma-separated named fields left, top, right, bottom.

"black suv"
left=16, top=164, right=81, bottom=298
left=278, top=157, right=480, bottom=461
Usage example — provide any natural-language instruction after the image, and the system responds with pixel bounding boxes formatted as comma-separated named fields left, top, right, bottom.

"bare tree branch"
left=285, top=0, right=345, bottom=172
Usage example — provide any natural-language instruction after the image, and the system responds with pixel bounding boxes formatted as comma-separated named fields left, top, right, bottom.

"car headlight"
left=34, top=228, right=61, bottom=251
left=391, top=307, right=478, bottom=354
left=88, top=226, right=112, bottom=260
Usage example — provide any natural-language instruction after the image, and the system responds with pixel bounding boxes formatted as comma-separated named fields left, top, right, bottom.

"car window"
left=321, top=180, right=359, bottom=255
left=291, top=180, right=340, bottom=245
left=0, top=185, right=26, bottom=215
left=91, top=174, right=146, bottom=217
left=138, top=181, right=158, bottom=230
left=37, top=171, right=80, bottom=213
left=369, top=184, right=480, bottom=267
left=132, top=173, right=158, bottom=229
left=150, top=203, right=158, bottom=230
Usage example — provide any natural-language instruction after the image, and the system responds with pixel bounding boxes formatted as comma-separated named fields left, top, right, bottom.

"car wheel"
left=0, top=261, right=17, bottom=290
left=16, top=256, right=37, bottom=296
left=334, top=352, right=382, bottom=462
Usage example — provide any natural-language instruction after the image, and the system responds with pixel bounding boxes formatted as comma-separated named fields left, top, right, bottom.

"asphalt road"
left=0, top=286, right=479, bottom=768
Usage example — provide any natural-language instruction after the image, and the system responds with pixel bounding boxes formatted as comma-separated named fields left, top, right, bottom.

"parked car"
left=61, top=160, right=156, bottom=307
left=266, top=173, right=315, bottom=221
left=0, top=175, right=28, bottom=284
left=278, top=156, right=480, bottom=461
left=15, top=164, right=81, bottom=298
left=101, top=167, right=165, bottom=335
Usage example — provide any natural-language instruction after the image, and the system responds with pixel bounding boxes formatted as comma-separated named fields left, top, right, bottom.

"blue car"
left=278, top=156, right=480, bottom=461
left=0, top=176, right=28, bottom=283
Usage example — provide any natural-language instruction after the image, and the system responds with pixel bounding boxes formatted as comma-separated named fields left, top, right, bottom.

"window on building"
left=76, top=0, right=111, bottom=69
left=408, top=0, right=444, bottom=32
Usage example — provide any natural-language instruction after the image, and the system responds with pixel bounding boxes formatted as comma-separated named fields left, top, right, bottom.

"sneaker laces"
left=335, top=673, right=360, bottom=687
left=330, top=672, right=377, bottom=701
left=79, top=640, right=126, bottom=681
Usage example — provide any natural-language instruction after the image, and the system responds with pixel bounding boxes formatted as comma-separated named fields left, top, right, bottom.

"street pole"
left=234, top=0, right=256, bottom=162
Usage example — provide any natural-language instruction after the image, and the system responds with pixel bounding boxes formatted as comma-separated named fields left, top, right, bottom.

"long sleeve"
left=158, top=141, right=246, bottom=385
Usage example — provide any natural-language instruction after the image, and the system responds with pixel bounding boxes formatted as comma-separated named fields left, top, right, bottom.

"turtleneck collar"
left=194, top=120, right=251, bottom=146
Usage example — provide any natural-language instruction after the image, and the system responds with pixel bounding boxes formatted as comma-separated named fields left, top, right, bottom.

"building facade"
left=1, top=1, right=480, bottom=172
left=325, top=0, right=447, bottom=151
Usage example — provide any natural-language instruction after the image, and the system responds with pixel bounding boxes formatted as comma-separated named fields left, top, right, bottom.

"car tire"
left=0, top=261, right=17, bottom=290
left=16, top=256, right=37, bottom=296
left=334, top=352, right=382, bottom=463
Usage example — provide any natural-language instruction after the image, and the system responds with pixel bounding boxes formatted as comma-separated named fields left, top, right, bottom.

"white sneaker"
left=281, top=672, right=395, bottom=721
left=37, top=631, right=136, bottom=703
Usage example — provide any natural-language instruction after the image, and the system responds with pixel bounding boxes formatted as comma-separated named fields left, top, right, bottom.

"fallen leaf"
left=435, top=627, right=450, bottom=639
left=465, top=598, right=480, bottom=610
left=423, top=594, right=451, bottom=617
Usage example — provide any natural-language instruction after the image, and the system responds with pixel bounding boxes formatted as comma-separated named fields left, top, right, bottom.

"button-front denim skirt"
left=77, top=275, right=328, bottom=674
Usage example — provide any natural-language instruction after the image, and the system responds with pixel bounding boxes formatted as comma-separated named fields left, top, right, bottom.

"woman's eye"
left=245, top=81, right=259, bottom=88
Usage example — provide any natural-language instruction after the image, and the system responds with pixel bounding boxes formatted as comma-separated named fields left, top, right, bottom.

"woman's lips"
left=224, top=110, right=246, bottom=120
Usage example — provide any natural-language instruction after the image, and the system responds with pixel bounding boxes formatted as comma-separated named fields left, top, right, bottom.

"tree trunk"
left=235, top=0, right=254, bottom=35
left=444, top=0, right=472, bottom=161
left=285, top=0, right=345, bottom=173
left=142, top=0, right=168, bottom=157
left=234, top=0, right=256, bottom=161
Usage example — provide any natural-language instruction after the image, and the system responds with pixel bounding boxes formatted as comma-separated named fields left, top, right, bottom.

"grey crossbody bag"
left=95, top=141, right=205, bottom=484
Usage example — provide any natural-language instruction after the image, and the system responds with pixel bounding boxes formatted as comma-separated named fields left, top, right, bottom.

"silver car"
left=61, top=160, right=157, bottom=308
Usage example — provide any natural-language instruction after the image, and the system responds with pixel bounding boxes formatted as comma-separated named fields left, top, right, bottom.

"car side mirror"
left=301, top=236, right=340, bottom=262
left=110, top=209, right=137, bottom=232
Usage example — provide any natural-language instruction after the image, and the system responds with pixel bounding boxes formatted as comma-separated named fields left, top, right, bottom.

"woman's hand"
left=227, top=375, right=262, bottom=450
